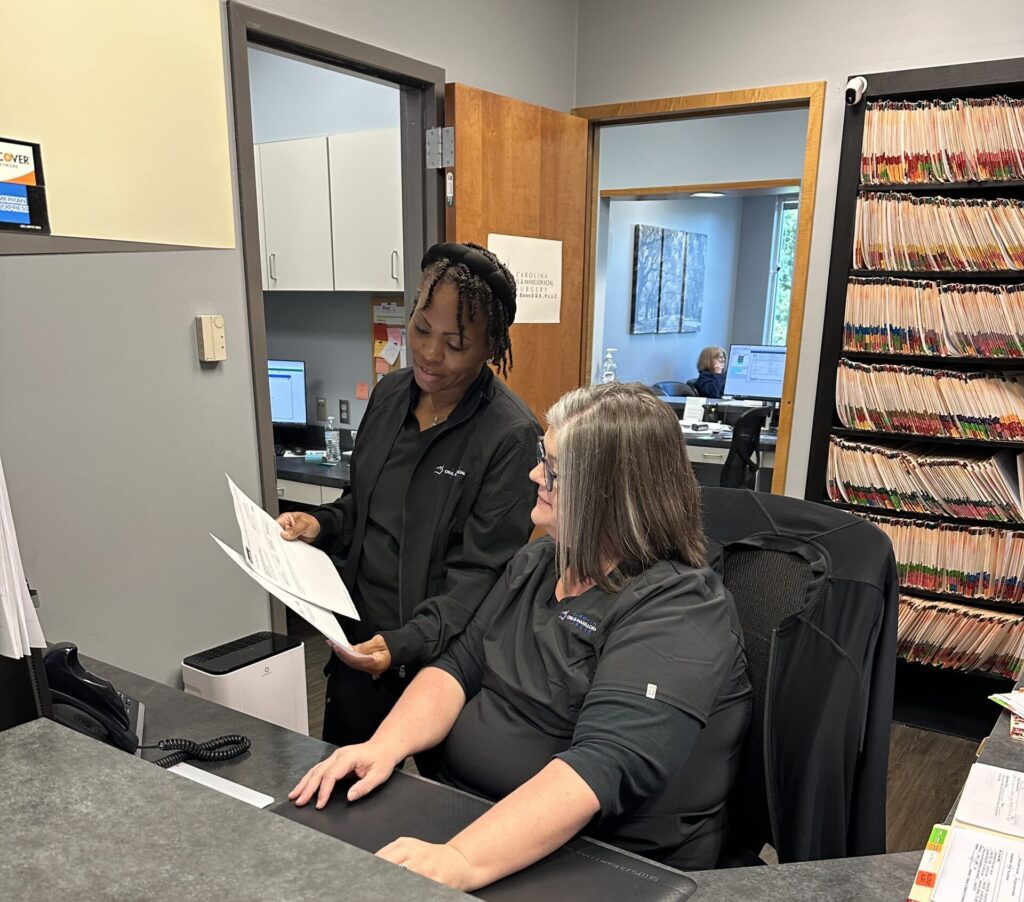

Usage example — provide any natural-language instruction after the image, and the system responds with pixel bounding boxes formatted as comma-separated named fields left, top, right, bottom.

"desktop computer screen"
left=268, top=359, right=307, bottom=425
left=723, top=344, right=787, bottom=400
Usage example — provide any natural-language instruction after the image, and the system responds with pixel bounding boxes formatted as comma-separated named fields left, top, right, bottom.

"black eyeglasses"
left=536, top=437, right=558, bottom=493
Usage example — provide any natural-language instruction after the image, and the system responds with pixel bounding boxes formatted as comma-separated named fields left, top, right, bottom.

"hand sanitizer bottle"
left=324, top=416, right=341, bottom=464
left=601, top=348, right=618, bottom=383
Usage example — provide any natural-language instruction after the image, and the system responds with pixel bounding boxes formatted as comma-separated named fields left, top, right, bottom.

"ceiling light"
left=690, top=191, right=725, bottom=198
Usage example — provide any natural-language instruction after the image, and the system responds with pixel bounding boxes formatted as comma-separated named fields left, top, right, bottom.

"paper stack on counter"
left=909, top=762, right=1024, bottom=902
left=212, top=475, right=370, bottom=665
left=0, top=453, right=45, bottom=659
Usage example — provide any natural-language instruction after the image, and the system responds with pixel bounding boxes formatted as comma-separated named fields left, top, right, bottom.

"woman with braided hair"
left=277, top=243, right=540, bottom=750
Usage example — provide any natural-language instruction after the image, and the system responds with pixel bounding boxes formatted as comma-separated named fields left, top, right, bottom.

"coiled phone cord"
left=139, top=735, right=252, bottom=768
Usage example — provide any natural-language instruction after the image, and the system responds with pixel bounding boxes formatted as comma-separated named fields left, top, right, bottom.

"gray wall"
left=265, top=291, right=387, bottom=428
left=730, top=195, right=780, bottom=346
left=0, top=0, right=580, bottom=686
left=599, top=197, right=742, bottom=385
left=576, top=0, right=1024, bottom=493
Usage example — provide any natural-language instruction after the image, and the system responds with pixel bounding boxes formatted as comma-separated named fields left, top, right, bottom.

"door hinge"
left=425, top=127, right=455, bottom=169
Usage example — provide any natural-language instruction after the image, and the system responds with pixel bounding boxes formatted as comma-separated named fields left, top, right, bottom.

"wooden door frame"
left=573, top=82, right=826, bottom=494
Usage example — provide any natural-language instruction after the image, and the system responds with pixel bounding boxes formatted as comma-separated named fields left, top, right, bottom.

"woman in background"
left=290, top=382, right=751, bottom=888
left=695, top=345, right=727, bottom=398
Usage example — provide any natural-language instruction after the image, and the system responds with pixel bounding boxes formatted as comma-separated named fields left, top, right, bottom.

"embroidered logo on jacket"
left=433, top=464, right=467, bottom=478
left=558, top=610, right=599, bottom=634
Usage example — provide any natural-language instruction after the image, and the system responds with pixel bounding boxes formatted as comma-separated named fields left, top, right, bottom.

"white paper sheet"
left=934, top=827, right=1024, bottom=902
left=0, top=453, right=45, bottom=658
left=682, top=397, right=707, bottom=424
left=225, top=474, right=358, bottom=620
left=956, top=764, right=1024, bottom=839
left=167, top=762, right=275, bottom=809
left=212, top=535, right=365, bottom=656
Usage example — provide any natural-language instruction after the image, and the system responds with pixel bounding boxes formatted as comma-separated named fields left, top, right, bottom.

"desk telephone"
left=44, top=642, right=143, bottom=754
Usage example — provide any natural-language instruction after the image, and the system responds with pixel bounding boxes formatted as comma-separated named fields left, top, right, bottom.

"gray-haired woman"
left=289, top=382, right=751, bottom=888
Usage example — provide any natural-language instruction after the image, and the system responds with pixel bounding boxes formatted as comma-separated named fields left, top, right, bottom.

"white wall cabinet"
left=254, top=146, right=268, bottom=290
left=257, top=137, right=335, bottom=291
left=329, top=129, right=404, bottom=292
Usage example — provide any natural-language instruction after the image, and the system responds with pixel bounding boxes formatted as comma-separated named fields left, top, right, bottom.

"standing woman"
left=277, top=243, right=540, bottom=747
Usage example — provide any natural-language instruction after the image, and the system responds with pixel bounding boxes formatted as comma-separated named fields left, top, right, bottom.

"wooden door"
left=445, top=83, right=589, bottom=422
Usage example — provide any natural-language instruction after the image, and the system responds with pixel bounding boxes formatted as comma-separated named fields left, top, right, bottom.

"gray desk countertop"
left=76, top=659, right=918, bottom=900
left=0, top=718, right=466, bottom=901
left=276, top=455, right=350, bottom=489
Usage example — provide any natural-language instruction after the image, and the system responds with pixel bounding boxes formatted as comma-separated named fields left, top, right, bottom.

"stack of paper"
left=861, top=97, right=1024, bottom=185
left=836, top=359, right=1024, bottom=442
left=854, top=193, right=1024, bottom=272
left=828, top=435, right=1024, bottom=523
left=212, top=476, right=369, bottom=664
left=843, top=277, right=1024, bottom=358
left=0, top=453, right=45, bottom=659
left=910, top=763, right=1024, bottom=901
left=856, top=512, right=1024, bottom=602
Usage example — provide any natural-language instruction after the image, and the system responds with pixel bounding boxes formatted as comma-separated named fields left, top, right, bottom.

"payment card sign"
left=0, top=138, right=49, bottom=232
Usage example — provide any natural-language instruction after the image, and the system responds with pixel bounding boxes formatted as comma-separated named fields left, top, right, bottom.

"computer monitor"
left=268, top=359, right=307, bottom=425
left=723, top=344, right=787, bottom=401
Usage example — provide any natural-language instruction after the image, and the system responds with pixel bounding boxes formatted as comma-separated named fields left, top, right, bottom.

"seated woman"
left=695, top=345, right=728, bottom=398
left=290, top=382, right=751, bottom=891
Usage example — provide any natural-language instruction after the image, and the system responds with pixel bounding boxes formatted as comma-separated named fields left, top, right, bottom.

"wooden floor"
left=288, top=612, right=980, bottom=854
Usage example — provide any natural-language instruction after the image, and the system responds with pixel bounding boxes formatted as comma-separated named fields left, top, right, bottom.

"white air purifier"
left=182, top=631, right=309, bottom=735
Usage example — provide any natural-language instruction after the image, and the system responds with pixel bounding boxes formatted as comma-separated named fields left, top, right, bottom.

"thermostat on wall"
left=195, top=314, right=227, bottom=362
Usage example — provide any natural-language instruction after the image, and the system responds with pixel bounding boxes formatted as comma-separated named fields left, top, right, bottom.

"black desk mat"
left=274, top=771, right=696, bottom=901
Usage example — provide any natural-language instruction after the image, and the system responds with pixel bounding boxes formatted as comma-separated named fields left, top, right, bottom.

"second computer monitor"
left=723, top=344, right=787, bottom=401
left=268, top=359, right=307, bottom=424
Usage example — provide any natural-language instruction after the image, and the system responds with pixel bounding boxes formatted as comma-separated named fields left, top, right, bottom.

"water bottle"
left=324, top=416, right=341, bottom=464
left=601, top=348, right=618, bottom=383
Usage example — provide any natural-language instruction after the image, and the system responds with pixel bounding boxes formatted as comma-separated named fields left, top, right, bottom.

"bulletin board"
left=0, top=0, right=235, bottom=248
left=370, top=299, right=407, bottom=385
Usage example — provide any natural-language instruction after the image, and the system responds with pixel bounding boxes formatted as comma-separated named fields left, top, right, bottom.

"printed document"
left=956, top=764, right=1024, bottom=840
left=0, top=453, right=45, bottom=659
left=933, top=827, right=1024, bottom=902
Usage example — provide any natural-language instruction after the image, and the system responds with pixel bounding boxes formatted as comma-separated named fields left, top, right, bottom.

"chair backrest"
left=701, top=487, right=897, bottom=864
left=719, top=406, right=772, bottom=488
left=652, top=381, right=697, bottom=397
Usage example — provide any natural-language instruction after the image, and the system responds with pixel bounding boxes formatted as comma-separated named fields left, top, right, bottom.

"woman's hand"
left=276, top=511, right=321, bottom=543
left=377, top=838, right=479, bottom=891
left=334, top=634, right=392, bottom=674
left=288, top=741, right=398, bottom=809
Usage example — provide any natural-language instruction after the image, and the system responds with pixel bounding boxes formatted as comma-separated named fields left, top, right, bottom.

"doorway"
left=575, top=84, right=825, bottom=493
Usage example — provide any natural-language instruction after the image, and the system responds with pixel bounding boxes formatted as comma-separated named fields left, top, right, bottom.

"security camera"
left=845, top=76, right=868, bottom=106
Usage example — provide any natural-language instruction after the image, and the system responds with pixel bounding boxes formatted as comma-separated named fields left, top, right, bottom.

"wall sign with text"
left=0, top=138, right=49, bottom=233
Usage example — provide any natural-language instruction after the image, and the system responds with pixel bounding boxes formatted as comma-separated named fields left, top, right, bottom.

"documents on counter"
left=0, top=452, right=45, bottom=659
left=909, top=763, right=1024, bottom=901
left=212, top=475, right=370, bottom=664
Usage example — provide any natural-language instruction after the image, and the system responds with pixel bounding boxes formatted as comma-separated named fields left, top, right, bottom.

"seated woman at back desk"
left=290, top=382, right=752, bottom=891
left=695, top=345, right=727, bottom=398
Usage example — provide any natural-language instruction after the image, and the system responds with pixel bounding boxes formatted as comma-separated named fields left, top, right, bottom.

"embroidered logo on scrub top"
left=558, top=610, right=599, bottom=634
left=433, top=464, right=467, bottom=478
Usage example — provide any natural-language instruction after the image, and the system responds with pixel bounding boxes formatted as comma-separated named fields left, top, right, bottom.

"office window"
left=763, top=196, right=800, bottom=346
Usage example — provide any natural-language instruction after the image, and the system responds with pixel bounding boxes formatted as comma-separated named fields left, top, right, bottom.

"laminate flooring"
left=288, top=613, right=980, bottom=854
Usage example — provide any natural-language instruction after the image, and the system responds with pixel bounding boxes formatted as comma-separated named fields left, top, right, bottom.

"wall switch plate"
left=339, top=400, right=350, bottom=424
left=316, top=397, right=327, bottom=420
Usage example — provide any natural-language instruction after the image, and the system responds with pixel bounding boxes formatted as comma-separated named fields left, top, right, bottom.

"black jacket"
left=695, top=371, right=726, bottom=399
left=701, top=488, right=897, bottom=862
left=311, top=366, right=540, bottom=666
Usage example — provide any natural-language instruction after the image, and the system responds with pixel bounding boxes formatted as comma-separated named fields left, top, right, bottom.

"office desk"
left=276, top=456, right=349, bottom=506
left=0, top=655, right=974, bottom=900
left=683, top=428, right=778, bottom=491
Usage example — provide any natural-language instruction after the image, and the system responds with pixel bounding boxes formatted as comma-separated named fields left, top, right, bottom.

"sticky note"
left=355, top=382, right=369, bottom=400
left=375, top=357, right=389, bottom=374
left=373, top=339, right=387, bottom=357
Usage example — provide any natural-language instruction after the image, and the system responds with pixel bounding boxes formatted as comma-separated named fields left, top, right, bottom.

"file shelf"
left=807, top=56, right=1024, bottom=737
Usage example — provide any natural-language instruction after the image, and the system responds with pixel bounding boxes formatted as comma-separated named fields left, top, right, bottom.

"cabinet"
left=804, top=57, right=1024, bottom=739
left=254, top=129, right=404, bottom=293
left=329, top=129, right=404, bottom=292
left=257, top=137, right=335, bottom=291
left=276, top=479, right=341, bottom=505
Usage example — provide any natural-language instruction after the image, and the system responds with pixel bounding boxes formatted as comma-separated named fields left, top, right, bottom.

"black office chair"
left=651, top=381, right=697, bottom=397
left=718, top=406, right=772, bottom=489
left=701, top=488, right=897, bottom=865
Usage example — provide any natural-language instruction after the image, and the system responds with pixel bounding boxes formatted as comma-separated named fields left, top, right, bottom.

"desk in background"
left=276, top=456, right=349, bottom=506
left=683, top=428, right=777, bottom=492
